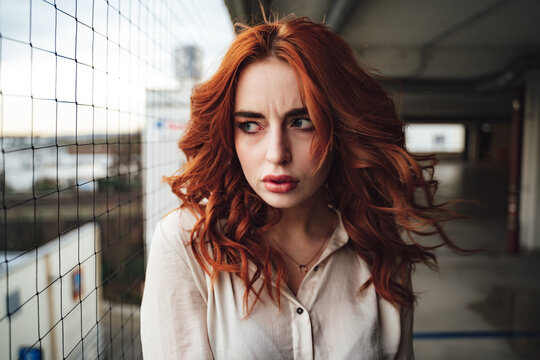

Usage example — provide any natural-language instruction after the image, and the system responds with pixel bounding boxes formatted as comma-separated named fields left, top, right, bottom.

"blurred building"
left=175, top=46, right=203, bottom=81
left=143, top=45, right=202, bottom=248
left=0, top=224, right=103, bottom=359
left=2, top=136, right=109, bottom=193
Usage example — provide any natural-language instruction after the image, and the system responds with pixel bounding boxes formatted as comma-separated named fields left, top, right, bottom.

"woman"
left=141, top=16, right=458, bottom=359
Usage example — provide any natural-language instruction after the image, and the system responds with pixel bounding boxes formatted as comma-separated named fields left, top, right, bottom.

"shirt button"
left=314, top=265, right=319, bottom=271
left=296, top=307, right=304, bottom=315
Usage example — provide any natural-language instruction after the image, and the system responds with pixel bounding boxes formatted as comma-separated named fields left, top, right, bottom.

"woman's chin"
left=257, top=189, right=324, bottom=211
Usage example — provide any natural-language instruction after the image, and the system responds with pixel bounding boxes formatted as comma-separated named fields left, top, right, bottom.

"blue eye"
left=291, top=118, right=314, bottom=130
left=236, top=121, right=262, bottom=134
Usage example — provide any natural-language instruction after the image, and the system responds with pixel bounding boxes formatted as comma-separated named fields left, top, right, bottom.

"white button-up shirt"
left=141, top=209, right=414, bottom=359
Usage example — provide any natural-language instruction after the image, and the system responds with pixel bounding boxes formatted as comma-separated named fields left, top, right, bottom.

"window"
left=405, top=124, right=466, bottom=153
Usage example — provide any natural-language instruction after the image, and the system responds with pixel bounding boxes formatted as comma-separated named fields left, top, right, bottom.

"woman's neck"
left=269, top=190, right=337, bottom=247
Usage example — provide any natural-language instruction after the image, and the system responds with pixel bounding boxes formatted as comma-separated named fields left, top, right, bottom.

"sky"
left=0, top=0, right=234, bottom=137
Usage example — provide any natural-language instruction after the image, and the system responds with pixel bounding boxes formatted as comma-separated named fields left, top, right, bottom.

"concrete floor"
left=413, top=160, right=540, bottom=360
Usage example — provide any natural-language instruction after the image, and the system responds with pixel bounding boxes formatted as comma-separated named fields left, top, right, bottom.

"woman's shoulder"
left=143, top=208, right=210, bottom=324
left=149, top=207, right=209, bottom=287
left=156, top=207, right=199, bottom=242
left=149, top=207, right=202, bottom=261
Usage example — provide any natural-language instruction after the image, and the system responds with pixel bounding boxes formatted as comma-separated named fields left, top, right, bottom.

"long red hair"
left=169, top=16, right=460, bottom=312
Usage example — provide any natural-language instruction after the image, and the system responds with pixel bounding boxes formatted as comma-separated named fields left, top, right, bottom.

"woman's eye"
left=291, top=118, right=314, bottom=130
left=236, top=121, right=262, bottom=134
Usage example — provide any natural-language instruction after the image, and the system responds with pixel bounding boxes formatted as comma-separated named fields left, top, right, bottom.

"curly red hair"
left=169, top=16, right=460, bottom=313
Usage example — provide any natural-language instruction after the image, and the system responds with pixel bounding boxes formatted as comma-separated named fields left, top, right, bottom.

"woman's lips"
left=262, top=175, right=299, bottom=193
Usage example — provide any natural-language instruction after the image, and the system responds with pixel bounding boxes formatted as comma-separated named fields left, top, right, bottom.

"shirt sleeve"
left=140, top=213, right=213, bottom=359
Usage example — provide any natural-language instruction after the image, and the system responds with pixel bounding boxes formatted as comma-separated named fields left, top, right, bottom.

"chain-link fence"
left=0, top=0, right=233, bottom=358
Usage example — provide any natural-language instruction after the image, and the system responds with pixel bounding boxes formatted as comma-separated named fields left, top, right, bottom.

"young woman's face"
left=233, top=57, right=332, bottom=210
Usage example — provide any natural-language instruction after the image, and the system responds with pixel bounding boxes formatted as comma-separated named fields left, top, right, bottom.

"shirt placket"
left=290, top=231, right=347, bottom=359
left=283, top=259, right=327, bottom=360
left=252, top=213, right=349, bottom=360
left=291, top=300, right=314, bottom=360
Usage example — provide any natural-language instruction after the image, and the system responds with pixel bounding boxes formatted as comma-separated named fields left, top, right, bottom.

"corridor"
left=413, top=160, right=540, bottom=359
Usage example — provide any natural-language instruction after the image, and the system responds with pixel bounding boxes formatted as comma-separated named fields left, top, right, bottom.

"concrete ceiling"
left=224, top=0, right=540, bottom=80
left=224, top=0, right=540, bottom=120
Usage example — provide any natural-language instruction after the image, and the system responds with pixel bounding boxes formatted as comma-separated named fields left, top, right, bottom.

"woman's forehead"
left=234, top=57, right=304, bottom=113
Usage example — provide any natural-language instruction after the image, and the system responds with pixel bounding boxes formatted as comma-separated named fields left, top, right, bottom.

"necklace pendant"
left=299, top=265, right=308, bottom=273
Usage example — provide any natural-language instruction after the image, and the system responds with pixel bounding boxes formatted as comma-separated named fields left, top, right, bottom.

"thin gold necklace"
left=271, top=227, right=333, bottom=274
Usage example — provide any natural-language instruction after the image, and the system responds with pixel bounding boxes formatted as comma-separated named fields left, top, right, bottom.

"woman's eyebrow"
left=234, top=107, right=308, bottom=119
left=285, top=107, right=308, bottom=117
left=234, top=111, right=264, bottom=118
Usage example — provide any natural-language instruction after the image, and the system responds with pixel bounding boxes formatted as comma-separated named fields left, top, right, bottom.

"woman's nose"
left=266, top=129, right=291, bottom=165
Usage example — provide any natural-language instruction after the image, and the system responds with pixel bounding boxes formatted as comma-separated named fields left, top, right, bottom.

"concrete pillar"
left=520, top=71, right=540, bottom=251
left=507, top=97, right=523, bottom=253
left=467, top=123, right=480, bottom=162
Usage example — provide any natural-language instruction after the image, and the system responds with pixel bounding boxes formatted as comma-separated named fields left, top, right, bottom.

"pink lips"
left=262, top=174, right=299, bottom=193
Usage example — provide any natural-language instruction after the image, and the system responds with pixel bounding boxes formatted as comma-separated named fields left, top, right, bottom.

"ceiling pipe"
left=224, top=0, right=272, bottom=26
left=224, top=0, right=246, bottom=22
left=474, top=54, right=540, bottom=92
left=412, top=0, right=515, bottom=76
left=396, top=53, right=540, bottom=93
left=325, top=0, right=363, bottom=34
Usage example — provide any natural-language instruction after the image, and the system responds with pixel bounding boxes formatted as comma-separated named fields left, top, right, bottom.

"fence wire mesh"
left=0, top=0, right=233, bottom=358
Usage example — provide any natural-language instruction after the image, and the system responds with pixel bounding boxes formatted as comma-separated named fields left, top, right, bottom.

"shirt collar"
left=245, top=206, right=350, bottom=302
left=315, top=207, right=349, bottom=265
